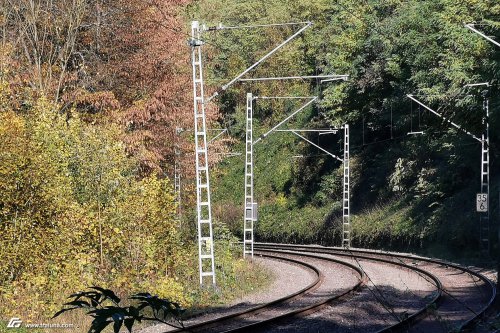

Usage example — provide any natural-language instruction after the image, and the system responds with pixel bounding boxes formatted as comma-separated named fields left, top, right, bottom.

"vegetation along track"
left=254, top=243, right=496, bottom=333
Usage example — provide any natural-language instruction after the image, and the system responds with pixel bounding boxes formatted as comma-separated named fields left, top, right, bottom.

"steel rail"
left=343, top=246, right=496, bottom=331
left=220, top=249, right=365, bottom=333
left=167, top=253, right=320, bottom=333
left=255, top=242, right=496, bottom=332
left=168, top=251, right=363, bottom=333
left=254, top=245, right=443, bottom=332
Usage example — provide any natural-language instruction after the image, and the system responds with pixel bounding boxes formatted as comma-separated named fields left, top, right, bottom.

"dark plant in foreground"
left=53, top=286, right=185, bottom=333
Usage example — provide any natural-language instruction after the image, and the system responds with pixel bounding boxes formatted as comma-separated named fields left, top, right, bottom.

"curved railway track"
left=254, top=243, right=496, bottom=333
left=254, top=247, right=442, bottom=333
left=141, top=243, right=495, bottom=333
left=164, top=251, right=364, bottom=333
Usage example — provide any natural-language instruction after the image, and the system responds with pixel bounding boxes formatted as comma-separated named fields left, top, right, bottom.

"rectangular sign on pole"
left=245, top=207, right=252, bottom=220
left=253, top=203, right=258, bottom=221
left=245, top=203, right=258, bottom=221
left=477, top=193, right=488, bottom=212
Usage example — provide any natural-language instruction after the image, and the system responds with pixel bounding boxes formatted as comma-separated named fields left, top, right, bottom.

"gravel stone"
left=138, top=255, right=317, bottom=333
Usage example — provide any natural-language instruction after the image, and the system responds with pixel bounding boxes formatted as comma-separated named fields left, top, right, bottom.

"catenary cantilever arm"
left=207, top=128, right=227, bottom=144
left=239, top=75, right=348, bottom=82
left=465, top=24, right=500, bottom=48
left=254, top=96, right=317, bottom=144
left=407, top=94, right=482, bottom=143
left=288, top=130, right=343, bottom=162
left=206, top=22, right=312, bottom=102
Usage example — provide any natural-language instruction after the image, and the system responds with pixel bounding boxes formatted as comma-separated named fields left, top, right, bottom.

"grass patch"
left=208, top=258, right=274, bottom=306
left=351, top=199, right=416, bottom=249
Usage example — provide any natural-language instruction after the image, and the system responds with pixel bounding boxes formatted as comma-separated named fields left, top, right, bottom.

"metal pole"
left=207, top=22, right=312, bottom=102
left=243, top=93, right=255, bottom=258
left=254, top=97, right=317, bottom=144
left=462, top=22, right=499, bottom=280
left=215, top=21, right=311, bottom=30
left=207, top=128, right=227, bottom=144
left=191, top=21, right=216, bottom=286
left=408, top=90, right=492, bottom=258
left=287, top=130, right=343, bottom=162
left=465, top=24, right=500, bottom=48
left=342, top=125, right=351, bottom=248
left=239, top=75, right=348, bottom=82
left=406, top=94, right=482, bottom=142
left=480, top=89, right=490, bottom=254
left=276, top=129, right=339, bottom=133
left=275, top=127, right=349, bottom=247
left=246, top=95, right=319, bottom=252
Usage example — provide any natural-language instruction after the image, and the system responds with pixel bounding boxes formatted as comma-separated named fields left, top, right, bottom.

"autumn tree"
left=6, top=0, right=86, bottom=101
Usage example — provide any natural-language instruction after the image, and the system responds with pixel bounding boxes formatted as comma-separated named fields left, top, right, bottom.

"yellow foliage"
left=0, top=99, right=184, bottom=321
left=275, top=193, right=287, bottom=207
left=0, top=78, right=264, bottom=326
left=0, top=80, right=10, bottom=109
left=141, top=277, right=193, bottom=308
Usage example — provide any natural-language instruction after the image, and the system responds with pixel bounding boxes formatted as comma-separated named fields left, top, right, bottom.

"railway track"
left=254, top=243, right=496, bottom=332
left=141, top=243, right=495, bottom=333
left=163, top=251, right=364, bottom=333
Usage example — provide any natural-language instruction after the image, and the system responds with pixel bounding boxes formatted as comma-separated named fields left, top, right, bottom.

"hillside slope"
left=191, top=0, right=500, bottom=259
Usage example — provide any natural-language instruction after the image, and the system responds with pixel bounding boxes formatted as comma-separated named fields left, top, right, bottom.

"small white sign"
left=477, top=193, right=488, bottom=212
left=253, top=202, right=258, bottom=221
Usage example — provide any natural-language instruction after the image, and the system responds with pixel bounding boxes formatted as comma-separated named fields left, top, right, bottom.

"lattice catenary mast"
left=244, top=86, right=350, bottom=255
left=243, top=93, right=255, bottom=257
left=407, top=91, right=490, bottom=252
left=190, top=21, right=216, bottom=285
left=464, top=19, right=499, bottom=284
left=480, top=88, right=490, bottom=253
left=189, top=20, right=316, bottom=284
left=275, top=126, right=350, bottom=248
left=244, top=94, right=318, bottom=257
left=342, top=124, right=350, bottom=248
